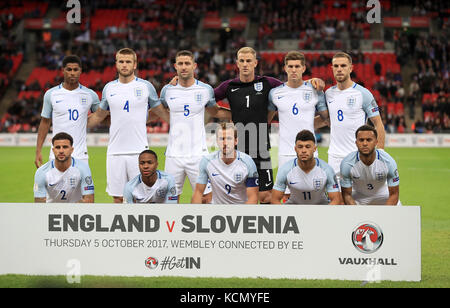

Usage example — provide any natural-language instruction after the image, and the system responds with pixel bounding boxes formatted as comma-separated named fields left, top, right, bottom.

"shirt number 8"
left=337, top=109, right=344, bottom=121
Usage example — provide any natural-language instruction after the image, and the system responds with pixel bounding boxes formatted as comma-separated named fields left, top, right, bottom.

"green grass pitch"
left=0, top=146, right=449, bottom=288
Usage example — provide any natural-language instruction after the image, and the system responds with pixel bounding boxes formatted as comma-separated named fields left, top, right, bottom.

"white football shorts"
left=165, top=156, right=212, bottom=196
left=106, top=154, right=140, bottom=197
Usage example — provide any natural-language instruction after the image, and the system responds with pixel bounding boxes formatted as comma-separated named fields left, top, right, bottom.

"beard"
left=119, top=69, right=134, bottom=78
left=335, top=74, right=349, bottom=83
left=55, top=155, right=70, bottom=163
left=359, top=147, right=375, bottom=158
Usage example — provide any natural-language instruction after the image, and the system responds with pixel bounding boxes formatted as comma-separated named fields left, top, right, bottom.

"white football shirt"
left=268, top=81, right=327, bottom=156
left=326, top=82, right=380, bottom=158
left=197, top=151, right=259, bottom=204
left=123, top=170, right=178, bottom=204
left=340, top=149, right=400, bottom=205
left=160, top=80, right=216, bottom=157
left=41, top=83, right=100, bottom=160
left=273, top=158, right=340, bottom=205
left=100, top=77, right=160, bottom=155
left=34, top=157, right=94, bottom=203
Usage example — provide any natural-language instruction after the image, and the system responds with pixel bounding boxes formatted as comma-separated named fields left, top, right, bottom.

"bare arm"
left=147, top=110, right=159, bottom=123
left=386, top=186, right=399, bottom=206
left=87, top=108, right=109, bottom=128
left=245, top=186, right=259, bottom=204
left=314, top=110, right=330, bottom=130
left=370, top=115, right=385, bottom=149
left=328, top=191, right=344, bottom=205
left=34, top=197, right=46, bottom=203
left=341, top=187, right=357, bottom=205
left=35, top=117, right=51, bottom=168
left=268, top=110, right=277, bottom=123
left=150, top=104, right=170, bottom=124
left=191, top=183, right=207, bottom=204
left=271, top=189, right=284, bottom=204
left=206, top=105, right=232, bottom=121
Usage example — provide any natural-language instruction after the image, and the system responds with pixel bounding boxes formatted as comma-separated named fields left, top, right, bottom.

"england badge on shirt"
left=135, top=87, right=143, bottom=98
left=80, top=95, right=88, bottom=105
left=376, top=171, right=386, bottom=182
left=195, top=92, right=203, bottom=103
left=313, top=178, right=323, bottom=191
left=234, top=172, right=243, bottom=182
left=347, top=96, right=356, bottom=108
left=254, top=82, right=263, bottom=92
left=156, top=188, right=167, bottom=198
left=69, top=177, right=76, bottom=188
left=303, top=90, right=312, bottom=102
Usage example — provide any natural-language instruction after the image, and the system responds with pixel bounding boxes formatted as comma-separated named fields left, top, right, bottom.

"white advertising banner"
left=1, top=133, right=450, bottom=147
left=0, top=204, right=421, bottom=282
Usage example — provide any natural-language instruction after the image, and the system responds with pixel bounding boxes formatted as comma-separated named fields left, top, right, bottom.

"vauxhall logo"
left=338, top=222, right=398, bottom=266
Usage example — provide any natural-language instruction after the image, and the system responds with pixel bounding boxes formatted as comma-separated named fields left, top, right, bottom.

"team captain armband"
left=246, top=177, right=258, bottom=187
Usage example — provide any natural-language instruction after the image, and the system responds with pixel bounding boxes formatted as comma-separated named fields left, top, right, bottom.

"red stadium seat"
left=372, top=41, right=385, bottom=50
left=395, top=102, right=404, bottom=116
left=422, top=93, right=431, bottom=104
left=387, top=102, right=395, bottom=115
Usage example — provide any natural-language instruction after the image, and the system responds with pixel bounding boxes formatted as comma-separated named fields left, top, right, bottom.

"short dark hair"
left=332, top=51, right=352, bottom=64
left=175, top=50, right=194, bottom=61
left=284, top=51, right=306, bottom=66
left=295, top=130, right=316, bottom=143
left=62, top=55, right=82, bottom=68
left=139, top=149, right=158, bottom=161
left=52, top=132, right=73, bottom=146
left=355, top=124, right=378, bottom=139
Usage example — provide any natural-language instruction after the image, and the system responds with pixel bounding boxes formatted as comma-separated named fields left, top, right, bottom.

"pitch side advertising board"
left=0, top=204, right=421, bottom=282
left=1, top=133, right=450, bottom=147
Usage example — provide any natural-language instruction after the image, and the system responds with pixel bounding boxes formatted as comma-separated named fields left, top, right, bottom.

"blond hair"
left=216, top=122, right=238, bottom=139
left=116, top=48, right=137, bottom=62
left=236, top=47, right=257, bottom=59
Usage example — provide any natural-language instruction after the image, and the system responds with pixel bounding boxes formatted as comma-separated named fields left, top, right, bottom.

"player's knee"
left=113, top=196, right=124, bottom=203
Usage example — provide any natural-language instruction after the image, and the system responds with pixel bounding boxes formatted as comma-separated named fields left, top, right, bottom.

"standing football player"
left=35, top=55, right=100, bottom=168
left=324, top=52, right=385, bottom=179
left=268, top=51, right=329, bottom=198
left=160, top=50, right=230, bottom=202
left=88, top=48, right=169, bottom=203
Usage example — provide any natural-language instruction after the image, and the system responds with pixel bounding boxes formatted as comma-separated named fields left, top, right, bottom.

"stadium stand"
left=0, top=0, right=448, bottom=134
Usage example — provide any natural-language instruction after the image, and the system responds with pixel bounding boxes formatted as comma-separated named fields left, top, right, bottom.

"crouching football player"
left=34, top=132, right=94, bottom=203
left=191, top=122, right=259, bottom=204
left=272, top=130, right=342, bottom=205
left=340, top=125, right=400, bottom=205
left=123, top=150, right=178, bottom=204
